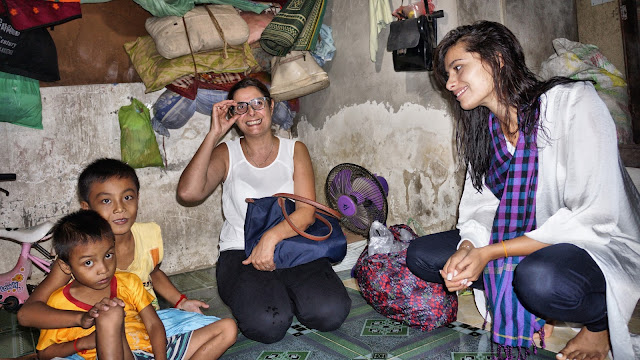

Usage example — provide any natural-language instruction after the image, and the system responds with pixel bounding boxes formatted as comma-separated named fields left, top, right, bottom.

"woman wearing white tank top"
left=177, top=78, right=351, bottom=344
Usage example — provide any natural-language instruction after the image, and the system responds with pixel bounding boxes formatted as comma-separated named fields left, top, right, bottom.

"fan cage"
left=324, top=163, right=388, bottom=236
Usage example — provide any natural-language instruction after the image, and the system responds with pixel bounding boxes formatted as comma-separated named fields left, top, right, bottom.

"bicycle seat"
left=0, top=221, right=55, bottom=243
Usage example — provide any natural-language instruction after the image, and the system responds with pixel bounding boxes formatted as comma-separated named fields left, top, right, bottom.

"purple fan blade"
left=351, top=177, right=385, bottom=210
left=329, top=169, right=353, bottom=202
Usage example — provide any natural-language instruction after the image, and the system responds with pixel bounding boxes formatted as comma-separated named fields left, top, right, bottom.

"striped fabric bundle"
left=483, top=113, right=545, bottom=359
left=259, top=0, right=326, bottom=56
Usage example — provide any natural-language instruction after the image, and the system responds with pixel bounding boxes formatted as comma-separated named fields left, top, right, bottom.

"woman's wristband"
left=501, top=241, right=509, bottom=258
left=174, top=294, right=187, bottom=308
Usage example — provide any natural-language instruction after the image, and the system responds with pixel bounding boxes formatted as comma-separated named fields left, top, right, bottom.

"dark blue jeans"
left=406, top=230, right=608, bottom=332
left=216, top=250, right=351, bottom=343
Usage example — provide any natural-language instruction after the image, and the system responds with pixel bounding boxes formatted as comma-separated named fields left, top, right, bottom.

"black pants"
left=216, top=250, right=352, bottom=343
left=406, top=230, right=608, bottom=332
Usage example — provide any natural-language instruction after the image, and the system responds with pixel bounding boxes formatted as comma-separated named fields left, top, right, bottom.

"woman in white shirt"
left=177, top=78, right=351, bottom=344
left=406, top=21, right=640, bottom=360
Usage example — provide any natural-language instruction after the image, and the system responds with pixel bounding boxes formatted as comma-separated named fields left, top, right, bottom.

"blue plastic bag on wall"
left=152, top=88, right=296, bottom=137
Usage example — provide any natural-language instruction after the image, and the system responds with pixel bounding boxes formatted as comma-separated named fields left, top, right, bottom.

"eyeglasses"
left=229, top=97, right=270, bottom=115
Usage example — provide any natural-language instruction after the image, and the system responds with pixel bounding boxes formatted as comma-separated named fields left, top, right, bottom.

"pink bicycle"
left=0, top=173, right=55, bottom=313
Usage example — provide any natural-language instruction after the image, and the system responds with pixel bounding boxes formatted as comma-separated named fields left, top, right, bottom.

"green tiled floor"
left=3, top=265, right=638, bottom=359
left=0, top=308, right=39, bottom=358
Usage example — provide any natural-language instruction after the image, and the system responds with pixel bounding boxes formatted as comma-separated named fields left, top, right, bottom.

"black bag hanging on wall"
left=386, top=5, right=444, bottom=72
left=0, top=15, right=60, bottom=82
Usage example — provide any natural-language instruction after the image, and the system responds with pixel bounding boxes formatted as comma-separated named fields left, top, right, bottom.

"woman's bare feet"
left=556, top=326, right=610, bottom=360
left=533, top=322, right=555, bottom=347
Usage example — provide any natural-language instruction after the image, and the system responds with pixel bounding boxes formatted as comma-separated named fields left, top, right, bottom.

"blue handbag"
left=244, top=193, right=347, bottom=269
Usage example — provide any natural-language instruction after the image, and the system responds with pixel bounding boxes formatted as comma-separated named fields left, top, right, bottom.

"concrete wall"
left=0, top=84, right=227, bottom=280
left=297, top=0, right=577, bottom=234
left=576, top=0, right=625, bottom=75
left=0, top=0, right=580, bottom=280
left=297, top=0, right=463, bottom=237
left=457, top=0, right=578, bottom=74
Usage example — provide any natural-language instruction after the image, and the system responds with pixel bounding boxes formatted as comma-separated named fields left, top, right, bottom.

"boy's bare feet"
left=556, top=326, right=610, bottom=360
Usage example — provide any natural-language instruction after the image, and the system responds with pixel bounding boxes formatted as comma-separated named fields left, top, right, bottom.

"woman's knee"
left=513, top=245, right=586, bottom=312
left=514, top=252, right=559, bottom=302
left=237, top=308, right=292, bottom=344
left=407, top=243, right=445, bottom=283
left=297, top=294, right=351, bottom=332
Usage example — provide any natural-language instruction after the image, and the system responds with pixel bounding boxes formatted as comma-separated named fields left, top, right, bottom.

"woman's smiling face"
left=443, top=42, right=498, bottom=113
left=232, top=86, right=273, bottom=136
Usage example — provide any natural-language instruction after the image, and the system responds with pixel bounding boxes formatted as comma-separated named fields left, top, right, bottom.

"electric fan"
left=325, top=163, right=389, bottom=236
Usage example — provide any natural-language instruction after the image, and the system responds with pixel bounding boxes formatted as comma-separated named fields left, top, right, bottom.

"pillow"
left=0, top=71, right=42, bottom=129
left=145, top=5, right=250, bottom=60
left=239, top=11, right=275, bottom=44
left=123, top=35, right=258, bottom=93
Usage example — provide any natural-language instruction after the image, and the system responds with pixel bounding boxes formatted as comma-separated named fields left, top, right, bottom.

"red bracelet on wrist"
left=73, top=338, right=87, bottom=354
left=174, top=294, right=187, bottom=308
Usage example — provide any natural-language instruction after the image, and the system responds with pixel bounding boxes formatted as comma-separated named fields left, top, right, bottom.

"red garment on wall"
left=2, top=0, right=81, bottom=31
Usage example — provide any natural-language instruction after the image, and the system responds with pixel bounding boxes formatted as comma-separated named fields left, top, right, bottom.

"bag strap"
left=204, top=5, right=229, bottom=59
left=271, top=52, right=307, bottom=76
left=273, top=193, right=342, bottom=241
left=182, top=17, right=199, bottom=83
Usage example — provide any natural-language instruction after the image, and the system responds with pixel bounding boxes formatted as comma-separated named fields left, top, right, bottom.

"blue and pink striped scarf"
left=483, top=113, right=545, bottom=359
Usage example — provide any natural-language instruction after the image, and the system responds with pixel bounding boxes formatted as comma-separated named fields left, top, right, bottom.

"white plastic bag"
left=368, top=221, right=409, bottom=256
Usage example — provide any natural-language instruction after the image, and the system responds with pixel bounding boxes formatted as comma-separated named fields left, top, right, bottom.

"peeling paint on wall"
left=0, top=83, right=228, bottom=282
left=298, top=101, right=463, bottom=236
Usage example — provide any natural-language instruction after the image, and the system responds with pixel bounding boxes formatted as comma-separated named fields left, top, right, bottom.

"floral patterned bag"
left=354, top=224, right=458, bottom=331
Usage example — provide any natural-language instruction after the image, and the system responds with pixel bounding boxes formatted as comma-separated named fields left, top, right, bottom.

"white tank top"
left=219, top=137, right=296, bottom=251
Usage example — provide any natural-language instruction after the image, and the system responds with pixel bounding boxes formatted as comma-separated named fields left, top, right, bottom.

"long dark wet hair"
left=433, top=21, right=578, bottom=191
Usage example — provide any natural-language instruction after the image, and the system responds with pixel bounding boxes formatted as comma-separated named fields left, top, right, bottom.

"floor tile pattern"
left=1, top=262, right=638, bottom=359
left=220, top=287, right=558, bottom=360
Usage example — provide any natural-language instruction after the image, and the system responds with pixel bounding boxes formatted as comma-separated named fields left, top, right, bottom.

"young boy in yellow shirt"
left=37, top=209, right=231, bottom=360
left=19, top=159, right=237, bottom=358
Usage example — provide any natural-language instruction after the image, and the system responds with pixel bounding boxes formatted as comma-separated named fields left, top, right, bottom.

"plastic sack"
left=354, top=224, right=458, bottom=332
left=392, top=0, right=435, bottom=19
left=151, top=88, right=296, bottom=137
left=133, top=0, right=270, bottom=17
left=0, top=71, right=42, bottom=129
left=368, top=221, right=410, bottom=256
left=151, top=89, right=198, bottom=137
left=538, top=38, right=633, bottom=144
left=118, top=98, right=164, bottom=169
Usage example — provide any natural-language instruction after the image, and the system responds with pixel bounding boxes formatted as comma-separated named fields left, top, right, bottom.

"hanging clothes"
left=369, top=0, right=393, bottom=62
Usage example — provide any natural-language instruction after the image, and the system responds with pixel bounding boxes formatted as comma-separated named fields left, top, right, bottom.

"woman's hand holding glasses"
left=210, top=100, right=239, bottom=139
